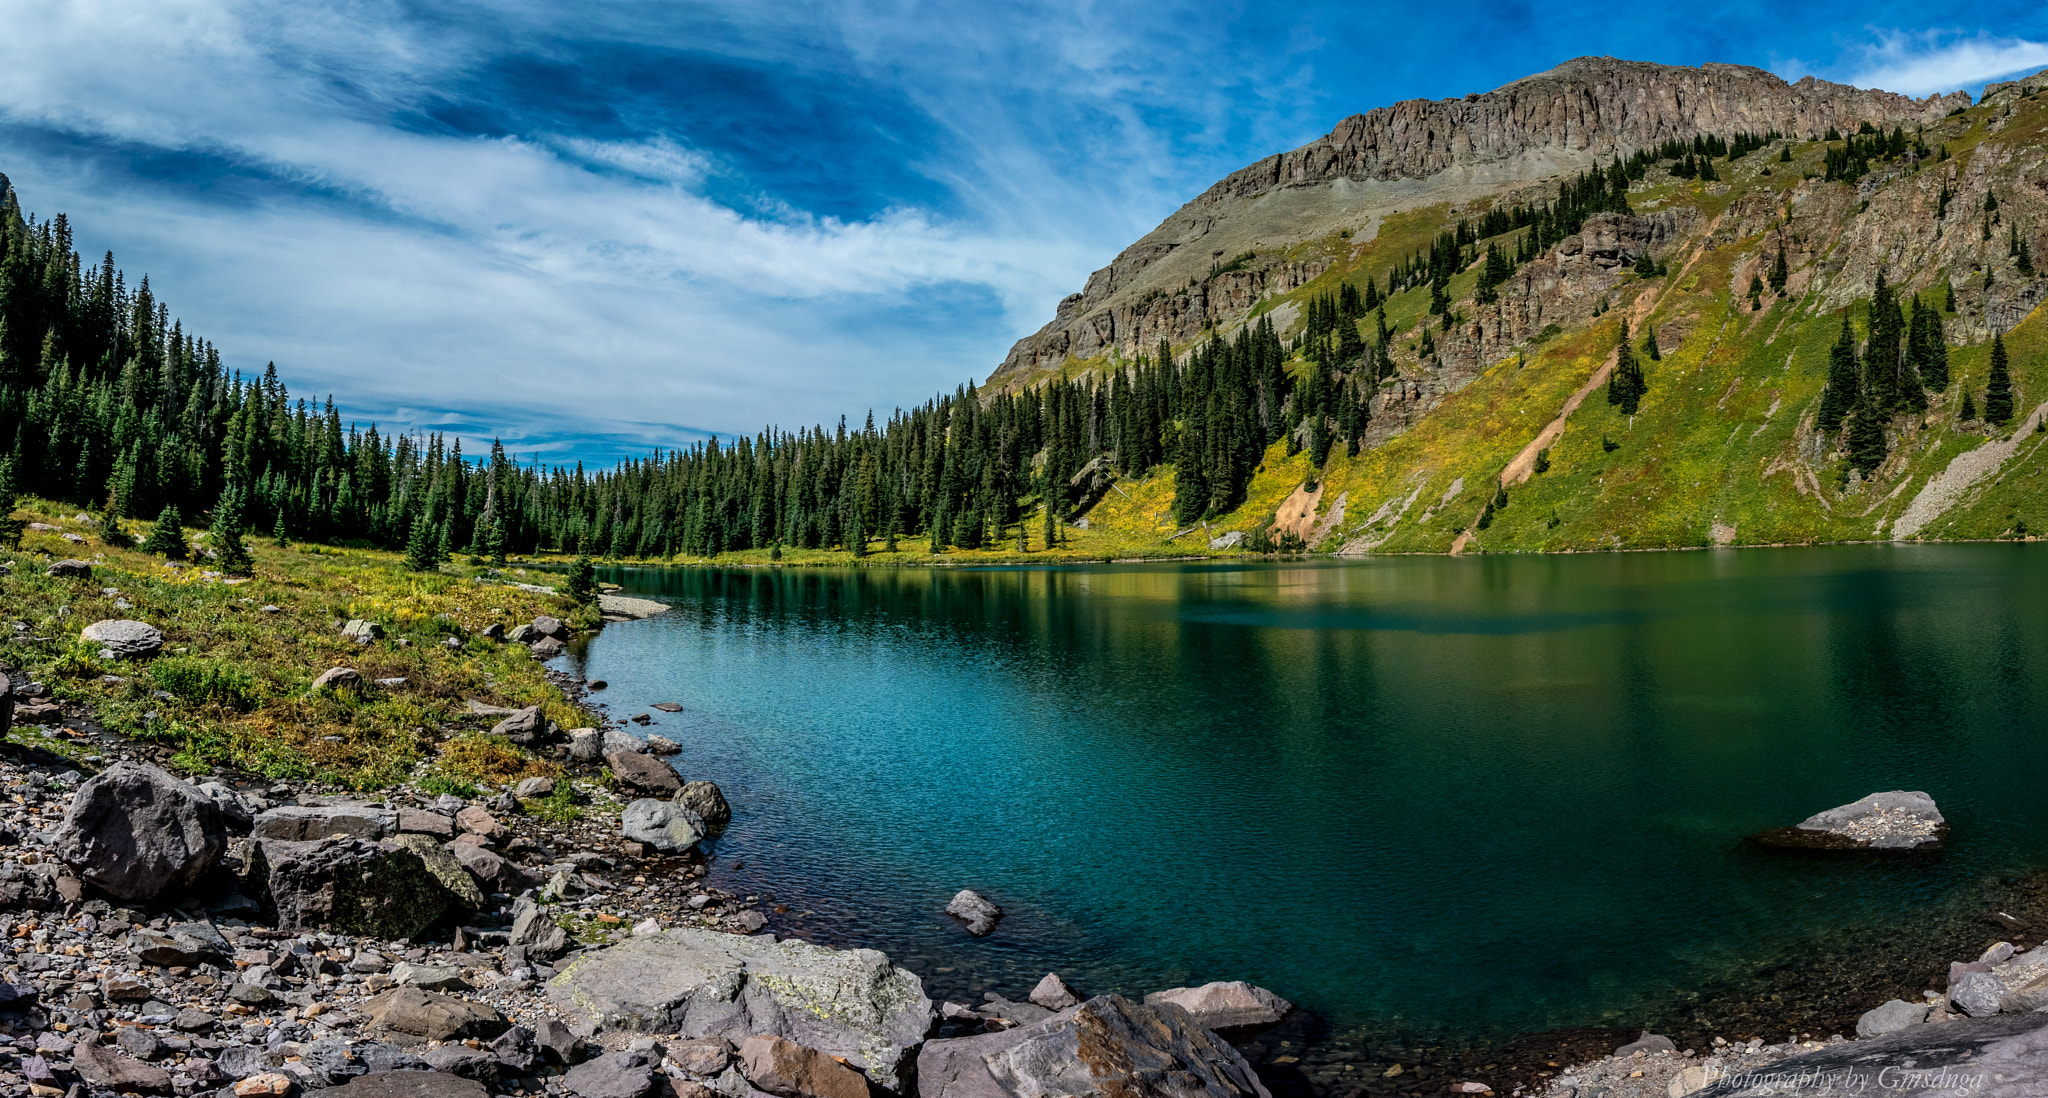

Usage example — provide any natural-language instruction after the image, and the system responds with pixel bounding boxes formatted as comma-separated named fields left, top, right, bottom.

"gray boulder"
left=946, top=890, right=1002, bottom=936
left=1856, top=999, right=1933, bottom=1038
left=329, top=1073, right=488, bottom=1098
left=1680, top=1011, right=2048, bottom=1097
left=1141, top=981, right=1291, bottom=1031
left=53, top=762, right=227, bottom=901
left=489, top=1026, right=542, bottom=1074
left=81, top=619, right=164, bottom=660
left=342, top=619, right=385, bottom=645
left=914, top=995, right=1269, bottom=1098
left=545, top=928, right=933, bottom=1091
left=531, top=637, right=566, bottom=659
left=311, top=667, right=364, bottom=693
left=563, top=1051, right=658, bottom=1098
left=364, top=986, right=511, bottom=1042
left=604, top=729, right=649, bottom=754
left=608, top=750, right=682, bottom=796
left=1209, top=530, right=1245, bottom=550
left=568, top=728, right=604, bottom=763
left=621, top=799, right=705, bottom=853
left=391, top=833, right=484, bottom=914
left=508, top=624, right=542, bottom=645
left=514, top=777, right=555, bottom=799
left=0, top=861, right=62, bottom=910
left=251, top=804, right=394, bottom=841
left=1028, top=974, right=1080, bottom=1012
left=127, top=922, right=232, bottom=967
left=256, top=837, right=463, bottom=939
left=1950, top=970, right=2007, bottom=1017
left=195, top=781, right=258, bottom=834
left=2003, top=971, right=2048, bottom=1013
left=301, top=1037, right=372, bottom=1086
left=532, top=616, right=568, bottom=640
left=46, top=559, right=92, bottom=578
left=677, top=782, right=732, bottom=837
left=1753, top=790, right=1946, bottom=852
left=510, top=897, right=571, bottom=961
left=70, top=1038, right=173, bottom=1093
left=491, top=706, right=548, bottom=746
left=451, top=842, right=530, bottom=896
left=1612, top=1031, right=1677, bottom=1056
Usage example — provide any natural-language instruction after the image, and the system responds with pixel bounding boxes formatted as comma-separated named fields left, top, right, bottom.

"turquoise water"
left=569, top=545, right=2048, bottom=1041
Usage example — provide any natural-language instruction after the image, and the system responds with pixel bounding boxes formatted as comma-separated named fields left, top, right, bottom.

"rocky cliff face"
left=992, top=58, right=1970, bottom=386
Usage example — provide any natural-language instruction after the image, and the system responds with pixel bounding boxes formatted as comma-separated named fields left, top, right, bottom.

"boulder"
left=533, top=1018, right=587, bottom=1066
left=914, top=995, right=1269, bottom=1098
left=328, top=1073, right=489, bottom=1098
left=1028, top=973, right=1081, bottom=1012
left=81, top=619, right=164, bottom=660
left=488, top=1026, right=542, bottom=1074
left=53, top=762, right=227, bottom=901
left=420, top=1046, right=498, bottom=1085
left=311, top=667, right=363, bottom=693
left=391, top=833, right=484, bottom=913
left=2003, top=971, right=2048, bottom=1013
left=545, top=928, right=933, bottom=1090
left=71, top=1038, right=174, bottom=1093
left=667, top=1038, right=732, bottom=1077
left=608, top=751, right=682, bottom=796
left=342, top=620, right=385, bottom=645
left=399, top=809, right=456, bottom=838
left=945, top=890, right=1002, bottom=936
left=455, top=807, right=509, bottom=842
left=46, top=559, right=92, bottom=578
left=0, top=861, right=62, bottom=910
left=1856, top=999, right=1933, bottom=1038
left=1142, top=981, right=1294, bottom=1032
left=645, top=735, right=681, bottom=755
left=568, top=728, right=605, bottom=763
left=127, top=922, right=233, bottom=967
left=1950, top=970, right=2007, bottom=1017
left=508, top=624, right=542, bottom=645
left=451, top=842, right=530, bottom=896
left=514, top=777, right=555, bottom=799
left=621, top=800, right=705, bottom=853
left=491, top=706, right=548, bottom=746
left=1752, top=791, right=1946, bottom=852
left=676, top=782, right=732, bottom=837
left=605, top=729, right=650, bottom=755
left=739, top=1036, right=868, bottom=1098
left=196, top=781, right=259, bottom=834
left=510, top=896, right=571, bottom=961
left=531, top=637, right=566, bottom=660
left=300, top=1037, right=371, bottom=1086
left=1613, top=1031, right=1677, bottom=1056
left=532, top=616, right=568, bottom=640
left=365, top=986, right=511, bottom=1041
left=1669, top=1010, right=2048, bottom=1096
left=563, top=1051, right=657, bottom=1098
left=252, top=804, right=394, bottom=841
left=1209, top=531, right=1246, bottom=550
left=256, top=837, right=462, bottom=939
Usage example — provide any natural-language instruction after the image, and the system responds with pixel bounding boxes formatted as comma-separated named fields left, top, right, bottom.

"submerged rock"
left=946, top=890, right=1002, bottom=937
left=1855, top=999, right=1932, bottom=1038
left=1751, top=790, right=1946, bottom=852
left=915, top=995, right=1269, bottom=1098
left=545, top=928, right=932, bottom=1091
left=1142, top=981, right=1293, bottom=1032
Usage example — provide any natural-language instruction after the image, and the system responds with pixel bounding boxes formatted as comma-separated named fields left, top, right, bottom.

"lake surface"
left=569, top=545, right=2048, bottom=1043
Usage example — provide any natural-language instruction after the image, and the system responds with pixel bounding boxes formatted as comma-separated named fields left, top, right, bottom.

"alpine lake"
left=566, top=544, right=2048, bottom=1064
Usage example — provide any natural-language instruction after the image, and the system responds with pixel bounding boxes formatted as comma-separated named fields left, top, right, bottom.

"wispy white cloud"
left=1792, top=28, right=2048, bottom=96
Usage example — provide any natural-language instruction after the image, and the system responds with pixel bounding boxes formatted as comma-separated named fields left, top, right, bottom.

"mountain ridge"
left=992, top=57, right=1971, bottom=385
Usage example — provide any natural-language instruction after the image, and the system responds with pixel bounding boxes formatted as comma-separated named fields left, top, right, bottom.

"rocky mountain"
left=991, top=59, right=2048, bottom=553
left=993, top=59, right=1969, bottom=385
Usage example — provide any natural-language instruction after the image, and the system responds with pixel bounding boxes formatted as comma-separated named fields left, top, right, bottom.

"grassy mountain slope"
left=1020, top=73, right=2048, bottom=557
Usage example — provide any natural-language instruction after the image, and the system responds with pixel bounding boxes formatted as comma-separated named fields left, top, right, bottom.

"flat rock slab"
left=1142, top=980, right=1292, bottom=1031
left=81, top=619, right=164, bottom=659
left=915, top=995, right=1269, bottom=1098
left=1691, top=1012, right=2048, bottom=1096
left=253, top=805, right=395, bottom=841
left=546, top=928, right=931, bottom=1091
left=364, top=986, right=510, bottom=1042
left=328, top=1072, right=489, bottom=1098
left=597, top=594, right=670, bottom=620
left=1753, top=790, right=1946, bottom=852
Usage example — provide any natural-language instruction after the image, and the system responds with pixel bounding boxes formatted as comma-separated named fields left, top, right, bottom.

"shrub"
left=150, top=657, right=259, bottom=711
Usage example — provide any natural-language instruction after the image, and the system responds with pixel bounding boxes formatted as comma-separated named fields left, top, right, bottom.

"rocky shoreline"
left=2, top=610, right=2047, bottom=1098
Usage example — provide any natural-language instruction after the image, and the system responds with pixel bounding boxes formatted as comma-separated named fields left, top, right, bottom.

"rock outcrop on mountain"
left=993, top=58, right=1970, bottom=384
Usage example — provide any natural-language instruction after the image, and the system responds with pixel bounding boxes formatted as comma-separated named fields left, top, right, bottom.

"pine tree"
left=272, top=511, right=288, bottom=548
left=1769, top=243, right=1789, bottom=293
left=404, top=511, right=440, bottom=573
left=1644, top=327, right=1661, bottom=361
left=1985, top=331, right=2016, bottom=425
left=564, top=553, right=597, bottom=604
left=1607, top=320, right=1646, bottom=414
left=486, top=519, right=506, bottom=567
left=1960, top=391, right=1978, bottom=421
left=142, top=504, right=187, bottom=559
left=1846, top=385, right=1889, bottom=476
left=1043, top=499, right=1057, bottom=549
left=98, top=488, right=132, bottom=549
left=1944, top=277, right=1957, bottom=312
left=209, top=489, right=255, bottom=576
left=0, top=462, right=24, bottom=550
left=1817, top=314, right=1860, bottom=433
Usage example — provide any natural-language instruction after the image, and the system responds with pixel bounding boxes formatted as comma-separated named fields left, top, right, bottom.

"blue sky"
left=2, top=2, right=2046, bottom=464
